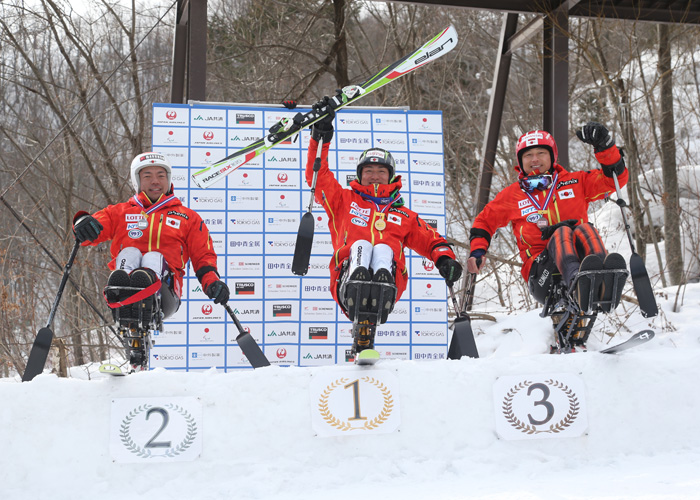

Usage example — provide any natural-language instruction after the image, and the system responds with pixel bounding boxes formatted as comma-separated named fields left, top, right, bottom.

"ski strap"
left=104, top=281, right=162, bottom=309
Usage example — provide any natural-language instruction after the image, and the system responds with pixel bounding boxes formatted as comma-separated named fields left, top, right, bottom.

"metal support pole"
left=543, top=8, right=570, bottom=168
left=188, top=0, right=207, bottom=101
left=474, top=13, right=519, bottom=216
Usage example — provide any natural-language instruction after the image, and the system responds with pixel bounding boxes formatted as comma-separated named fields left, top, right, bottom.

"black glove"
left=602, top=159, right=625, bottom=178
left=73, top=215, right=103, bottom=242
left=576, top=122, right=615, bottom=153
left=437, top=257, right=463, bottom=287
left=540, top=219, right=578, bottom=240
left=282, top=99, right=297, bottom=109
left=310, top=96, right=335, bottom=143
left=205, top=280, right=230, bottom=305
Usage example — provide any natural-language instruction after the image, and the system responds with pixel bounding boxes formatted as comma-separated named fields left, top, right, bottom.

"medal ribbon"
left=523, top=172, right=559, bottom=211
left=132, top=194, right=177, bottom=215
left=357, top=192, right=399, bottom=216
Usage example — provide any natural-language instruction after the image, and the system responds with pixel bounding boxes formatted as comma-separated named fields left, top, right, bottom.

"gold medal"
left=374, top=217, right=386, bottom=231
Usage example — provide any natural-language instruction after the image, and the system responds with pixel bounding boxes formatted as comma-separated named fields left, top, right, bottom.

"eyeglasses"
left=519, top=174, right=553, bottom=192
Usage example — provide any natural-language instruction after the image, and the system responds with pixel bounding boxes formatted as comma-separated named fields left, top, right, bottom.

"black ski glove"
left=282, top=99, right=297, bottom=109
left=205, top=280, right=230, bottom=305
left=311, top=96, right=335, bottom=143
left=74, top=215, right=103, bottom=242
left=540, top=219, right=578, bottom=240
left=437, top=256, right=463, bottom=287
left=576, top=122, right=614, bottom=153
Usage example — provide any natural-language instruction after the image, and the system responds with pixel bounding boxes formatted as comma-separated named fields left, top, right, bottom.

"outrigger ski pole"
left=447, top=272, right=479, bottom=360
left=224, top=304, right=270, bottom=368
left=611, top=171, right=658, bottom=318
left=23, top=239, right=81, bottom=381
left=291, top=139, right=324, bottom=276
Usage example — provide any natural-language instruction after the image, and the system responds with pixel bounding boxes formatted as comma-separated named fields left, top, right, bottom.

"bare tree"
left=657, top=23, right=683, bottom=285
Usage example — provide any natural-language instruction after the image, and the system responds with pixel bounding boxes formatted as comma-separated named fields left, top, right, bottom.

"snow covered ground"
left=2, top=281, right=699, bottom=500
left=3, top=175, right=700, bottom=499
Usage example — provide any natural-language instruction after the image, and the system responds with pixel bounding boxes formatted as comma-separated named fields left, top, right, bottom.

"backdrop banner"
left=151, top=103, right=448, bottom=370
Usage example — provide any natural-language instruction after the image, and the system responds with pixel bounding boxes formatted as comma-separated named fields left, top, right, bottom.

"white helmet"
left=130, top=152, right=172, bottom=194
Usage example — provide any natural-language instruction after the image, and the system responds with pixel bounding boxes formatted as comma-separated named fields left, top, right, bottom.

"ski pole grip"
left=313, top=138, right=323, bottom=172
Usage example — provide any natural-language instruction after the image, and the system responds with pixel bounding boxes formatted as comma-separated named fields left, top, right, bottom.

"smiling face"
left=139, top=166, right=169, bottom=201
left=360, top=164, right=391, bottom=186
left=520, top=147, right=552, bottom=176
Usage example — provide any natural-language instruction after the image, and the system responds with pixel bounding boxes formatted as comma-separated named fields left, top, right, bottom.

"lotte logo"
left=201, top=304, right=213, bottom=315
left=277, top=172, right=288, bottom=183
left=203, top=130, right=214, bottom=141
left=276, top=348, right=287, bottom=359
left=165, top=110, right=177, bottom=120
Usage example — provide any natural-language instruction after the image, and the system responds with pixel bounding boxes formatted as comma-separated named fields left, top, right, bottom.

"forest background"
left=1, top=0, right=699, bottom=377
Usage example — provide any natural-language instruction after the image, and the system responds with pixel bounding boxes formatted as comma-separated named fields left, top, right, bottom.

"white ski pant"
left=346, top=240, right=393, bottom=277
left=114, top=247, right=167, bottom=280
left=113, top=247, right=180, bottom=318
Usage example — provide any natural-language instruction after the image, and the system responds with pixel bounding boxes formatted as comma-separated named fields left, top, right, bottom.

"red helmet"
left=516, top=130, right=558, bottom=172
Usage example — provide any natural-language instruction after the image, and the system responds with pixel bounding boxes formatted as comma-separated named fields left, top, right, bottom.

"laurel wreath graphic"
left=318, top=376, right=394, bottom=431
left=120, top=403, right=198, bottom=458
left=502, top=379, right=579, bottom=434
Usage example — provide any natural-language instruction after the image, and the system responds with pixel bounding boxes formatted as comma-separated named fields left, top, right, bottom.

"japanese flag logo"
left=165, top=217, right=181, bottom=229
left=559, top=188, right=575, bottom=199
left=388, top=213, right=402, bottom=226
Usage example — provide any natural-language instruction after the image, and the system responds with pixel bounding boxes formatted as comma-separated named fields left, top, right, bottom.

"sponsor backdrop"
left=151, top=103, right=448, bottom=370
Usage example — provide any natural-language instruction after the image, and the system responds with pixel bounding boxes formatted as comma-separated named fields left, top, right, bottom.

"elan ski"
left=191, top=25, right=458, bottom=189
left=600, top=329, right=655, bottom=354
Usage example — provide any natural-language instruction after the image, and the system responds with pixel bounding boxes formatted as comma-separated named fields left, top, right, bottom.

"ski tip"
left=98, top=364, right=126, bottom=376
left=637, top=329, right=655, bottom=340
left=355, top=349, right=380, bottom=365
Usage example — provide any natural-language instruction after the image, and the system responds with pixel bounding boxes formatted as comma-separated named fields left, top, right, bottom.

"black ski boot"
left=600, top=252, right=628, bottom=313
left=130, top=268, right=159, bottom=328
left=343, top=266, right=372, bottom=322
left=371, top=268, right=396, bottom=324
left=105, top=269, right=132, bottom=324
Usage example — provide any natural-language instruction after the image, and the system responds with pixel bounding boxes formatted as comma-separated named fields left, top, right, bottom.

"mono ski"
left=98, top=363, right=129, bottom=376
left=191, top=25, right=458, bottom=189
left=355, top=349, right=380, bottom=366
left=600, top=329, right=655, bottom=354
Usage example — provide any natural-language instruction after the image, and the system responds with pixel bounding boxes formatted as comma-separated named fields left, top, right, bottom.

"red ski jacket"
left=75, top=190, right=220, bottom=297
left=305, top=138, right=455, bottom=307
left=470, top=162, right=628, bottom=281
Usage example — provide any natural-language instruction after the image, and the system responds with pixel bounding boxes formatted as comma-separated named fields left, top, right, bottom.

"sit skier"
left=306, top=102, right=462, bottom=360
left=73, top=152, right=229, bottom=370
left=467, top=123, right=629, bottom=351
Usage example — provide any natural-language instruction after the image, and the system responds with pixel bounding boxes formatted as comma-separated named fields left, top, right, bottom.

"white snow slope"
left=2, top=283, right=700, bottom=500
